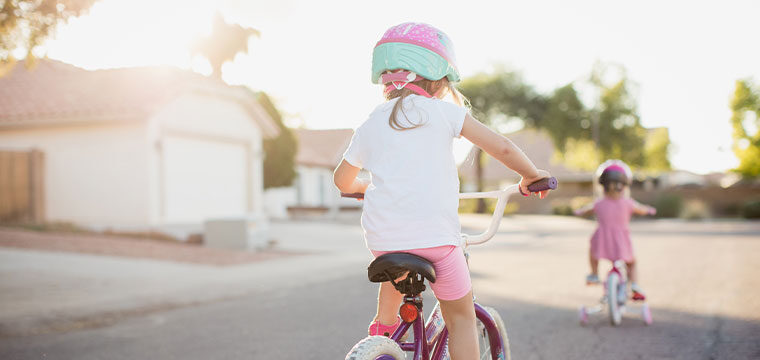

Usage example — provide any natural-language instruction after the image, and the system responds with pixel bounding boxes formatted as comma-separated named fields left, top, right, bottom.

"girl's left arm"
left=631, top=199, right=657, bottom=216
left=333, top=160, right=370, bottom=194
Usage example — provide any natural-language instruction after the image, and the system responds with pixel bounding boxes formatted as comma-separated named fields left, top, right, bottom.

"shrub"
left=654, top=194, right=683, bottom=218
left=459, top=198, right=519, bottom=215
left=681, top=199, right=711, bottom=220
left=552, top=204, right=573, bottom=216
left=551, top=199, right=573, bottom=216
left=570, top=196, right=594, bottom=210
left=741, top=200, right=760, bottom=219
left=459, top=198, right=496, bottom=214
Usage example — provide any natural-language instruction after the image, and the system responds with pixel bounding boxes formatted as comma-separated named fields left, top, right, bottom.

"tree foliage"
left=730, top=79, right=760, bottom=178
left=191, top=13, right=259, bottom=80
left=0, top=0, right=97, bottom=72
left=460, top=63, right=671, bottom=179
left=586, top=63, right=646, bottom=167
left=459, top=70, right=545, bottom=212
left=258, top=92, right=297, bottom=188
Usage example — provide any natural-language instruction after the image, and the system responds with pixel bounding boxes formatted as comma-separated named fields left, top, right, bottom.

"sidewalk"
left=0, top=220, right=371, bottom=337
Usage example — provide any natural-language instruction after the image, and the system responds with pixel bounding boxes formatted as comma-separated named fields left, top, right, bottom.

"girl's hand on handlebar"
left=520, top=169, right=552, bottom=199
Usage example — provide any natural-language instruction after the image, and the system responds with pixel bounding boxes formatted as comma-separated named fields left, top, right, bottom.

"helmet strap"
left=384, top=83, right=433, bottom=98
left=381, top=71, right=433, bottom=98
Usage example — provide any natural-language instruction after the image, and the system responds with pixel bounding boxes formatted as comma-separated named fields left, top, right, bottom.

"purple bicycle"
left=344, top=177, right=558, bottom=360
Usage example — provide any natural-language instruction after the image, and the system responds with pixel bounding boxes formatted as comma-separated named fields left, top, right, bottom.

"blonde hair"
left=384, top=77, right=469, bottom=131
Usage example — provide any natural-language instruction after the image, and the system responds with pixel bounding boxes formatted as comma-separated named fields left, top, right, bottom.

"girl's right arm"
left=333, top=160, right=370, bottom=194
left=631, top=199, right=657, bottom=216
left=460, top=113, right=551, bottom=198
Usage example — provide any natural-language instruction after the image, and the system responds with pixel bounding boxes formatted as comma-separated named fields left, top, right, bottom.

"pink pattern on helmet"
left=604, top=164, right=627, bottom=173
left=375, top=22, right=457, bottom=70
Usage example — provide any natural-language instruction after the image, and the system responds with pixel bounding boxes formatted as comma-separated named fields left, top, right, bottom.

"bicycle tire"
left=477, top=306, right=512, bottom=360
left=607, top=272, right=622, bottom=326
left=642, top=303, right=653, bottom=325
left=345, top=335, right=406, bottom=360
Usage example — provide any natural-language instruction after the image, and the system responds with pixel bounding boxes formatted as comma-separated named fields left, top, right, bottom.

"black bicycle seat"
left=367, top=253, right=436, bottom=284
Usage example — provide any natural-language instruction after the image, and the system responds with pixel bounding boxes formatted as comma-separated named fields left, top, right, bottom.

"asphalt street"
left=1, top=216, right=758, bottom=359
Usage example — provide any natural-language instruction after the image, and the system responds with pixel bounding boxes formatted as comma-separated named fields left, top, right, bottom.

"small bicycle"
left=343, top=177, right=558, bottom=360
left=579, top=260, right=652, bottom=326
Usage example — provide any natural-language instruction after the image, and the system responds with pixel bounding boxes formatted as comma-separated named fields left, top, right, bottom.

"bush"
left=459, top=198, right=493, bottom=214
left=741, top=200, right=760, bottom=219
left=570, top=196, right=594, bottom=210
left=681, top=199, right=711, bottom=220
left=551, top=196, right=593, bottom=217
left=459, top=198, right=519, bottom=215
left=654, top=194, right=683, bottom=218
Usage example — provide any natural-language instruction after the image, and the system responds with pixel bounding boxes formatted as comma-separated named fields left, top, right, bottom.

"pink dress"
left=591, top=197, right=635, bottom=262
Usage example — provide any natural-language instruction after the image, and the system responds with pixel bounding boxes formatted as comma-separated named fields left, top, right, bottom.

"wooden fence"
left=0, top=149, right=45, bottom=223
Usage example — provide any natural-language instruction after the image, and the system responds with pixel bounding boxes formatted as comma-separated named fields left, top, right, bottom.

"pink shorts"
left=370, top=245, right=472, bottom=301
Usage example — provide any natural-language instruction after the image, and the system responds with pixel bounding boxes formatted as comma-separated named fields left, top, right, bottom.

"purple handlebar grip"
left=526, top=177, right=558, bottom=192
left=341, top=192, right=364, bottom=199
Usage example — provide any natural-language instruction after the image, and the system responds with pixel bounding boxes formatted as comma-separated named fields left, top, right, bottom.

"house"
left=0, top=60, right=279, bottom=238
left=263, top=128, right=362, bottom=219
left=458, top=128, right=594, bottom=213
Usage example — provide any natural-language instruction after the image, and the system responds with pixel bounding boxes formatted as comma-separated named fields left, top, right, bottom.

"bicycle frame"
left=383, top=302, right=504, bottom=360
left=345, top=178, right=556, bottom=359
left=381, top=184, right=522, bottom=360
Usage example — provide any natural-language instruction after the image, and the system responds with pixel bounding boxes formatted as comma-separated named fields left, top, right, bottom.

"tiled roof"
left=458, top=128, right=593, bottom=183
left=294, top=128, right=354, bottom=168
left=0, top=60, right=279, bottom=137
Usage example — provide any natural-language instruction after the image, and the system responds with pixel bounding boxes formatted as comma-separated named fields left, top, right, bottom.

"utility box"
left=203, top=215, right=269, bottom=250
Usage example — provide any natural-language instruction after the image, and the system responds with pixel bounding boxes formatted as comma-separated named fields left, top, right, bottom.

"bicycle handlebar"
left=340, top=192, right=365, bottom=199
left=342, top=177, right=559, bottom=246
left=459, top=177, right=558, bottom=246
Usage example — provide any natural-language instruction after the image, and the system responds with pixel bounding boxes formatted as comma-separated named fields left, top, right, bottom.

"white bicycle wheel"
left=477, top=306, right=511, bottom=360
left=642, top=303, right=653, bottom=325
left=345, top=336, right=406, bottom=360
left=578, top=306, right=588, bottom=326
left=607, top=273, right=622, bottom=326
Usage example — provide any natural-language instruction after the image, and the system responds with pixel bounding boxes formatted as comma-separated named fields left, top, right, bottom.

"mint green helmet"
left=371, top=22, right=460, bottom=84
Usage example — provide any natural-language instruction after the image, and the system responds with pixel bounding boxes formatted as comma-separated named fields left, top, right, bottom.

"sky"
left=45, top=0, right=760, bottom=174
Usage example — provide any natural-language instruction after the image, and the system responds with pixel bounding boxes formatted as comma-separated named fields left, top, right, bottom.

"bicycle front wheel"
left=476, top=306, right=511, bottom=360
left=345, top=336, right=406, bottom=360
left=607, top=272, right=622, bottom=326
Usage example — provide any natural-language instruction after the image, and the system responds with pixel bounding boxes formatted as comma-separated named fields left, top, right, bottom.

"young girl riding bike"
left=575, top=160, right=656, bottom=301
left=333, top=22, right=551, bottom=360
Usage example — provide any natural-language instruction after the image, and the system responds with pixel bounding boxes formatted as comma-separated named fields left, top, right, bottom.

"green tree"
left=552, top=63, right=666, bottom=171
left=543, top=84, right=587, bottom=152
left=1, top=0, right=97, bottom=73
left=730, top=79, right=760, bottom=178
left=459, top=69, right=546, bottom=212
left=257, top=92, right=297, bottom=188
left=643, top=127, right=671, bottom=171
left=459, top=63, right=670, bottom=193
left=191, top=12, right=259, bottom=80
left=588, top=63, right=646, bottom=167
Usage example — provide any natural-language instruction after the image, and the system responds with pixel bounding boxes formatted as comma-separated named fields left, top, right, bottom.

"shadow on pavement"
left=476, top=293, right=760, bottom=360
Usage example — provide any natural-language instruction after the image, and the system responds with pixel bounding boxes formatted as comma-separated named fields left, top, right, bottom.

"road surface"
left=1, top=216, right=758, bottom=359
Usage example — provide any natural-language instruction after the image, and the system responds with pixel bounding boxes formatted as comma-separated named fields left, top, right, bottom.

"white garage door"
left=163, top=136, right=247, bottom=223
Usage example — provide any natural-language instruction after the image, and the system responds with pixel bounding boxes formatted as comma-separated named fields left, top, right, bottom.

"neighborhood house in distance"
left=264, top=128, right=363, bottom=219
left=1, top=61, right=753, bottom=241
left=0, top=60, right=279, bottom=240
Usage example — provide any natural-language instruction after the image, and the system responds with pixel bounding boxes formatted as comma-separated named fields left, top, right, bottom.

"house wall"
left=147, top=92, right=266, bottom=227
left=263, top=165, right=363, bottom=219
left=0, top=122, right=151, bottom=225
left=294, top=165, right=335, bottom=208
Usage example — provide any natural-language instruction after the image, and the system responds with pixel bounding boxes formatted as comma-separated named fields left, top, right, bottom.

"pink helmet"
left=371, top=22, right=460, bottom=86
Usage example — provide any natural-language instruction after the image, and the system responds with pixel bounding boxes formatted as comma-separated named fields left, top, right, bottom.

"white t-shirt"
left=343, top=95, right=467, bottom=251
